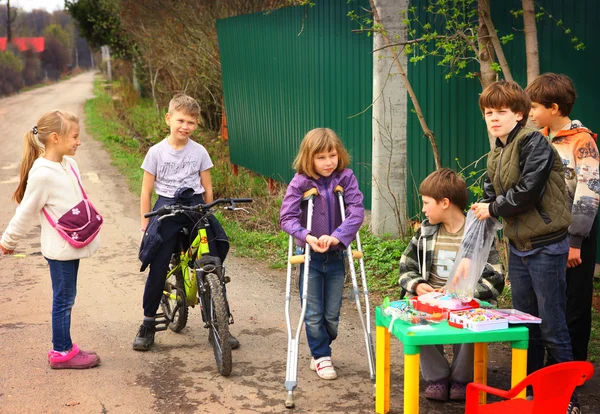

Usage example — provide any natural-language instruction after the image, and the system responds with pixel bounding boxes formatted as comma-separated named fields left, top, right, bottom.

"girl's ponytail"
left=11, top=110, right=79, bottom=204
left=12, top=130, right=43, bottom=203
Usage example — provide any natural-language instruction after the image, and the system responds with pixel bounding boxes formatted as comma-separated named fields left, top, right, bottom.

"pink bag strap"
left=43, top=208, right=57, bottom=226
left=42, top=165, right=88, bottom=226
left=69, top=166, right=88, bottom=200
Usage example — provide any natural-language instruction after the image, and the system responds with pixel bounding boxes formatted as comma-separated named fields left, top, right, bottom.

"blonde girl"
left=280, top=128, right=364, bottom=380
left=1, top=110, right=101, bottom=369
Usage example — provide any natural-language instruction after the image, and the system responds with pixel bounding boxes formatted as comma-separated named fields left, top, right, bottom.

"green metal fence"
left=217, top=0, right=373, bottom=207
left=406, top=0, right=600, bottom=221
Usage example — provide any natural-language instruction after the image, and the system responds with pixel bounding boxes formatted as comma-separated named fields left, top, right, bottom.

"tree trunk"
left=522, top=0, right=540, bottom=85
left=479, top=0, right=513, bottom=84
left=370, top=0, right=442, bottom=170
left=477, top=0, right=499, bottom=149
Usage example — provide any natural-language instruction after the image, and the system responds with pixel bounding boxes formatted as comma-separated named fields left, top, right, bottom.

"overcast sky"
left=12, top=0, right=65, bottom=12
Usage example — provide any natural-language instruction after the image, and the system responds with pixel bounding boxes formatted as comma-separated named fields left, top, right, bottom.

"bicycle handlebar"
left=144, top=198, right=253, bottom=218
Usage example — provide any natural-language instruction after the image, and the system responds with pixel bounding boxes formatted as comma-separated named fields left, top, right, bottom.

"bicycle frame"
left=164, top=225, right=212, bottom=307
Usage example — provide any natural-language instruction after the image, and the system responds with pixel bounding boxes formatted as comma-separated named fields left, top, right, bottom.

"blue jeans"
left=299, top=250, right=345, bottom=359
left=508, top=250, right=573, bottom=374
left=46, top=258, right=79, bottom=352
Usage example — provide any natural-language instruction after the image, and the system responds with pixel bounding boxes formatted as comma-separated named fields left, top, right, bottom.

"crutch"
left=284, top=188, right=318, bottom=409
left=334, top=185, right=376, bottom=383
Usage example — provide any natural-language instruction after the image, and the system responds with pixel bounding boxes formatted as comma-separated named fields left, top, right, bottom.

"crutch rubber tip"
left=285, top=394, right=295, bottom=409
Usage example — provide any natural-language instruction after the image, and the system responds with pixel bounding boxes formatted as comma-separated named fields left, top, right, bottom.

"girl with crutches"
left=280, top=128, right=364, bottom=405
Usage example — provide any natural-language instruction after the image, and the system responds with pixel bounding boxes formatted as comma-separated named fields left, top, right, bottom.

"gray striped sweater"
left=399, top=220, right=505, bottom=301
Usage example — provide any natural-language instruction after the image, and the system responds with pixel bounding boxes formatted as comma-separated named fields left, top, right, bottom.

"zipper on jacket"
left=324, top=176, right=334, bottom=235
left=495, top=148, right=507, bottom=195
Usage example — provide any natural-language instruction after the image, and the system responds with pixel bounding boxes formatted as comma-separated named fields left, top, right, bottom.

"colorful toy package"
left=381, top=298, right=447, bottom=332
left=449, top=308, right=508, bottom=332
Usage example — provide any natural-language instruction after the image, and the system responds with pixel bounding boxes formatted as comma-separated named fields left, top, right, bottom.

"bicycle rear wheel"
left=205, top=271, right=232, bottom=376
left=161, top=258, right=188, bottom=332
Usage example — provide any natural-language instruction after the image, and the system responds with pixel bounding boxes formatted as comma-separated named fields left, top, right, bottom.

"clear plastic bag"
left=444, top=210, right=502, bottom=302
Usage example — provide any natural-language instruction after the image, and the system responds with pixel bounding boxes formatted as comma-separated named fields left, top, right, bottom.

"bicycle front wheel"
left=205, top=272, right=232, bottom=376
left=161, top=263, right=188, bottom=333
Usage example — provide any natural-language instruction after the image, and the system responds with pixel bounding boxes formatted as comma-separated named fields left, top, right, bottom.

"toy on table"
left=449, top=308, right=509, bottom=332
left=381, top=298, right=447, bottom=332
left=492, top=309, right=542, bottom=324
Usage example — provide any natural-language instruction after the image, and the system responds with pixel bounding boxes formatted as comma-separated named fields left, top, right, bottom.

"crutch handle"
left=334, top=185, right=344, bottom=194
left=352, top=250, right=364, bottom=260
left=289, top=254, right=305, bottom=265
left=303, top=188, right=318, bottom=199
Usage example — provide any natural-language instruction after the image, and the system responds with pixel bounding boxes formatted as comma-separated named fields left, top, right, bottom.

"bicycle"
left=144, top=197, right=252, bottom=376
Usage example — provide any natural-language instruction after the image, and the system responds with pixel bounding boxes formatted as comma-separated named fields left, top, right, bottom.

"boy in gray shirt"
left=133, top=94, right=237, bottom=351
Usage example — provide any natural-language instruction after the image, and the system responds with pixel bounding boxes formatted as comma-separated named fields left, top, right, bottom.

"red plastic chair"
left=464, top=361, right=594, bottom=414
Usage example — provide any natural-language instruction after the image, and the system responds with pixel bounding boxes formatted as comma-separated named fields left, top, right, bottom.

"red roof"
left=0, top=37, right=45, bottom=53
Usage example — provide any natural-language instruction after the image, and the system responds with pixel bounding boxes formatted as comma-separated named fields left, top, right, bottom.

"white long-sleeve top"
left=1, top=156, right=100, bottom=260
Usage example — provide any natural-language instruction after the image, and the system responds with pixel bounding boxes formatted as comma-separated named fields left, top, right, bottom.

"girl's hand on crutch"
left=306, top=234, right=328, bottom=253
left=317, top=235, right=339, bottom=251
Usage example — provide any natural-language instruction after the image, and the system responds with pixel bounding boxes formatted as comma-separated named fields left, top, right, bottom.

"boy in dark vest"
left=471, top=81, right=579, bottom=414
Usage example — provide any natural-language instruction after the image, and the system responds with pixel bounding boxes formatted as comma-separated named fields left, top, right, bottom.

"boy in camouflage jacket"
left=398, top=169, right=505, bottom=401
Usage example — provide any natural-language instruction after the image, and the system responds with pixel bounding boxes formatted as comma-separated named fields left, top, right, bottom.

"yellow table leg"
left=512, top=348, right=528, bottom=399
left=473, top=343, right=488, bottom=404
left=404, top=352, right=420, bottom=414
left=376, top=325, right=390, bottom=414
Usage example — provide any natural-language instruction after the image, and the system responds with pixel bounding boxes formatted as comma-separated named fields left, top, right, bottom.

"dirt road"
left=0, top=73, right=598, bottom=414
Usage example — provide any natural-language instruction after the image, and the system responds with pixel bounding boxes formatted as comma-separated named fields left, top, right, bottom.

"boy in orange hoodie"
left=526, top=73, right=599, bottom=363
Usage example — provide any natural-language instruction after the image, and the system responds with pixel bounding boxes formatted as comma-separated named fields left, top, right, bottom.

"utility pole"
left=101, top=45, right=112, bottom=81
left=6, top=0, right=14, bottom=42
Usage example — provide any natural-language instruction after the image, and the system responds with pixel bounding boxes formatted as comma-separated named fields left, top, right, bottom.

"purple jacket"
left=280, top=169, right=364, bottom=249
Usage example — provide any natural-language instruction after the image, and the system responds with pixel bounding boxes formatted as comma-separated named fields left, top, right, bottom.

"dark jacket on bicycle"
left=139, top=187, right=229, bottom=272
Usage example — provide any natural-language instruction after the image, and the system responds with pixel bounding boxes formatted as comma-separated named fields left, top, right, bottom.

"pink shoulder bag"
left=43, top=166, right=103, bottom=248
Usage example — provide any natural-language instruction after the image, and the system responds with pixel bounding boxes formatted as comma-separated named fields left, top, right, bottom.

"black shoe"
left=229, top=335, right=240, bottom=350
left=133, top=323, right=156, bottom=351
left=209, top=331, right=240, bottom=349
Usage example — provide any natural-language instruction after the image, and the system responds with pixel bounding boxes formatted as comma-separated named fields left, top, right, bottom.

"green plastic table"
left=375, top=305, right=529, bottom=414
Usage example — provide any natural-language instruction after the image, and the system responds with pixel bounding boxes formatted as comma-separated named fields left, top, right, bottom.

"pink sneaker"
left=48, top=344, right=100, bottom=369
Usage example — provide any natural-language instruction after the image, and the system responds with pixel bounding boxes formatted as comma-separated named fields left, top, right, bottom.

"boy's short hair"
left=525, top=73, right=577, bottom=117
left=479, top=80, right=531, bottom=126
left=420, top=168, right=468, bottom=211
left=168, top=93, right=201, bottom=118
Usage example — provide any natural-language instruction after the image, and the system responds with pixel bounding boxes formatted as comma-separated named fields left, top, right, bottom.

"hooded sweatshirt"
left=1, top=156, right=100, bottom=260
left=542, top=120, right=600, bottom=248
left=399, top=219, right=505, bottom=301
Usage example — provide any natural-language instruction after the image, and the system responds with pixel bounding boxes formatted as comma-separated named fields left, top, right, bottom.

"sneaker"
left=449, top=381, right=467, bottom=401
left=47, top=348, right=98, bottom=361
left=48, top=344, right=100, bottom=369
left=425, top=377, right=450, bottom=401
left=567, top=401, right=581, bottom=414
left=229, top=335, right=240, bottom=350
left=309, top=356, right=337, bottom=380
left=132, top=323, right=156, bottom=351
left=208, top=331, right=240, bottom=349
